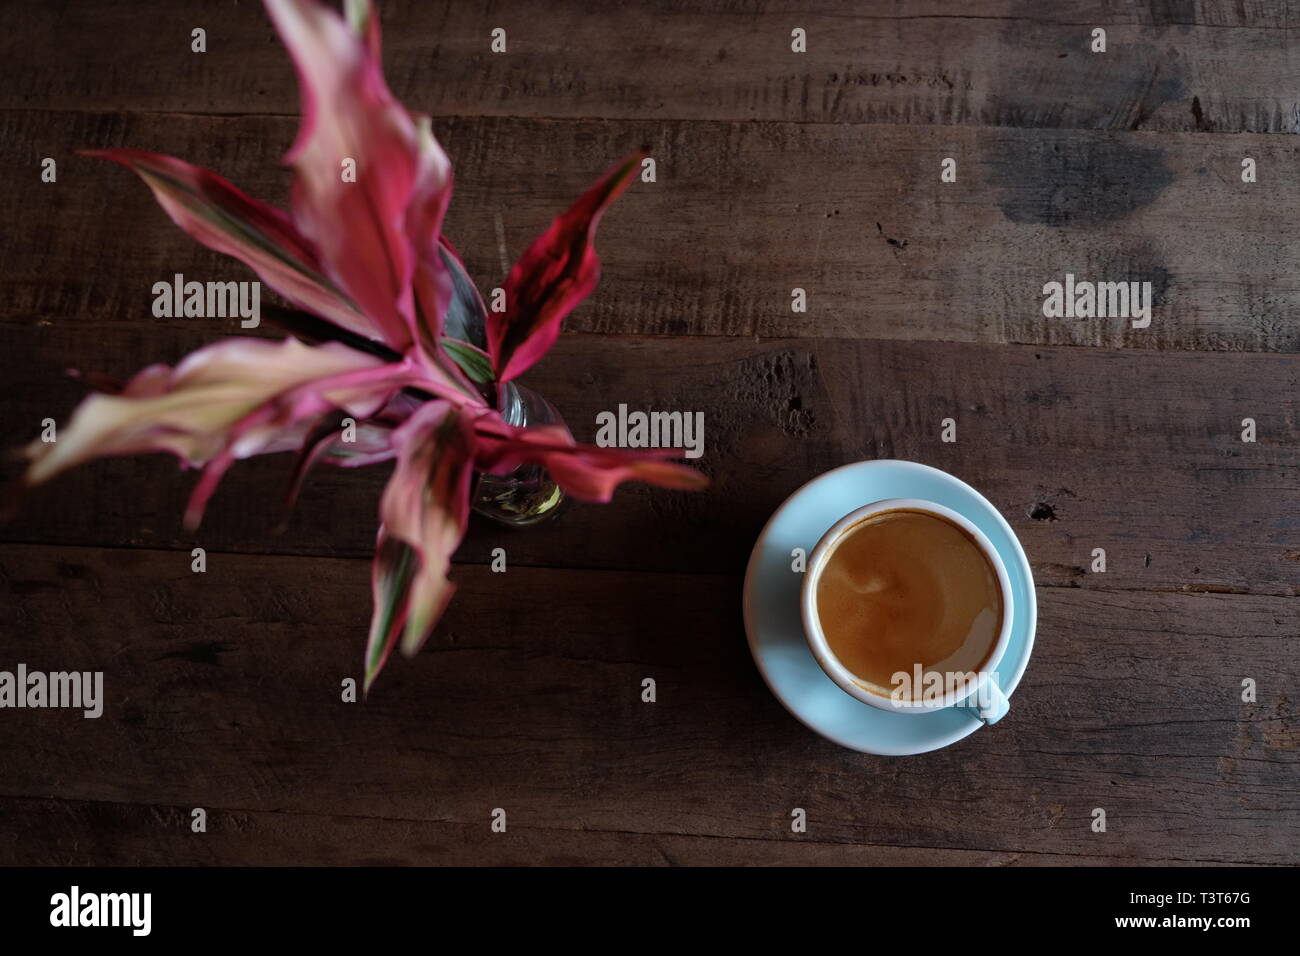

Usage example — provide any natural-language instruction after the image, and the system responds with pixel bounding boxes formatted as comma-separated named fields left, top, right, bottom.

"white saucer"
left=742, top=460, right=1037, bottom=755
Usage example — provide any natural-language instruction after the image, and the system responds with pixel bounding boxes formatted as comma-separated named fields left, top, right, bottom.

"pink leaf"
left=20, top=338, right=417, bottom=527
left=182, top=357, right=424, bottom=529
left=405, top=117, right=454, bottom=322
left=487, top=150, right=644, bottom=382
left=265, top=0, right=421, bottom=351
left=404, top=118, right=469, bottom=388
left=365, top=400, right=476, bottom=690
left=84, top=149, right=374, bottom=340
left=365, top=532, right=416, bottom=691
left=471, top=413, right=708, bottom=503
left=344, top=0, right=382, bottom=61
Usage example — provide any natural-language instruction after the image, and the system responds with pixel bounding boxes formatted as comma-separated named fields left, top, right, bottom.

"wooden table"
left=0, top=1, right=1296, bottom=866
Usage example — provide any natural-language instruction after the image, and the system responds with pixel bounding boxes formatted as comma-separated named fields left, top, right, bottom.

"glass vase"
left=472, top=381, right=566, bottom=526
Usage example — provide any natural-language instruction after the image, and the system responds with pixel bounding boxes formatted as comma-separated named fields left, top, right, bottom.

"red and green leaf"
left=266, top=0, right=422, bottom=351
left=365, top=535, right=418, bottom=688
left=439, top=338, right=494, bottom=384
left=21, top=338, right=417, bottom=533
left=437, top=238, right=489, bottom=349
left=487, top=150, right=644, bottom=382
left=433, top=238, right=498, bottom=385
left=364, top=401, right=476, bottom=691
left=471, top=415, right=708, bottom=503
left=84, top=149, right=374, bottom=340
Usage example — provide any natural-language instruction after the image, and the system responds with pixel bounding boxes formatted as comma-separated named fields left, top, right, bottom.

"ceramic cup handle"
left=960, top=676, right=1009, bottom=725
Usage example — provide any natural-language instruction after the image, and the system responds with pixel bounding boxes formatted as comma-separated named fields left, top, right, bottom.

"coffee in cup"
left=801, top=499, right=1013, bottom=721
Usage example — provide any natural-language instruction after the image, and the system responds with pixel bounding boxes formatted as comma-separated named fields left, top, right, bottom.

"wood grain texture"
left=0, top=545, right=1294, bottom=866
left=3, top=797, right=1202, bottom=867
left=6, top=109, right=1300, bottom=351
left=3, top=327, right=1298, bottom=597
left=3, top=1, right=1296, bottom=132
left=0, top=796, right=1243, bottom=867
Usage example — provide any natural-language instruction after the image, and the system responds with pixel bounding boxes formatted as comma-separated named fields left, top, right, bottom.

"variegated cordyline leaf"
left=437, top=238, right=489, bottom=348
left=20, top=338, right=421, bottom=528
left=279, top=390, right=424, bottom=524
left=405, top=117, right=454, bottom=349
left=259, top=301, right=487, bottom=406
left=265, top=0, right=428, bottom=352
left=343, top=0, right=466, bottom=389
left=365, top=401, right=476, bottom=691
left=344, top=0, right=381, bottom=60
left=179, top=354, right=431, bottom=529
left=487, top=150, right=644, bottom=382
left=471, top=414, right=709, bottom=503
left=83, top=149, right=373, bottom=341
left=436, top=238, right=495, bottom=384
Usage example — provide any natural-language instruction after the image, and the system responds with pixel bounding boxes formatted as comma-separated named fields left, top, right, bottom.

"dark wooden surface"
left=1, top=0, right=1297, bottom=866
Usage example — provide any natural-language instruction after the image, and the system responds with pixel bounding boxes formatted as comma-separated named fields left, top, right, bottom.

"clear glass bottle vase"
left=472, top=381, right=566, bottom=526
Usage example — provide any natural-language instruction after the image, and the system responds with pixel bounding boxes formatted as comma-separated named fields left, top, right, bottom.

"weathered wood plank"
left=6, top=109, right=1300, bottom=350
left=2, top=2, right=1295, bottom=133
left=3, top=326, right=1298, bottom=597
left=0, top=545, right=1294, bottom=864
left=0, top=795, right=1236, bottom=866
